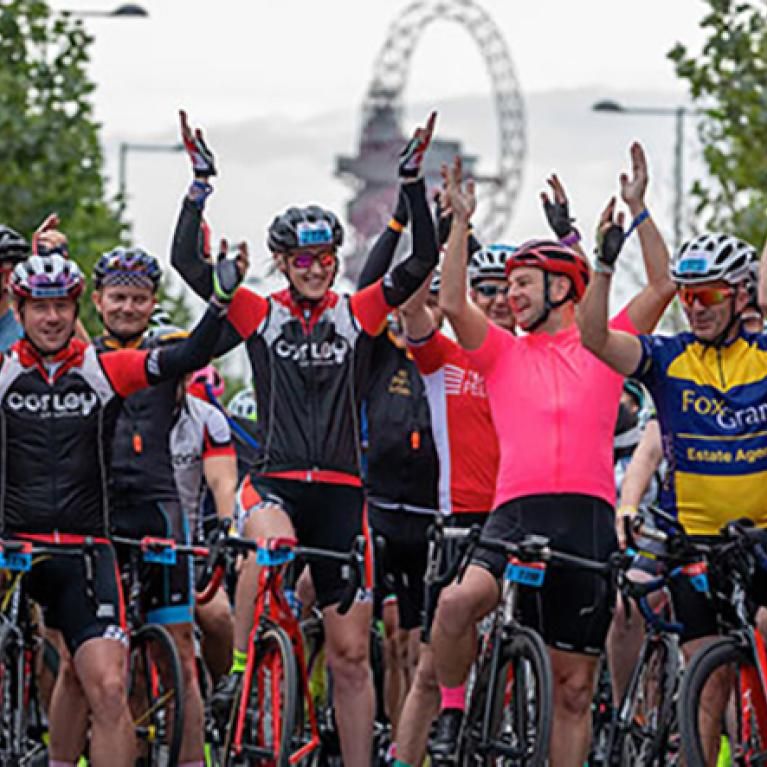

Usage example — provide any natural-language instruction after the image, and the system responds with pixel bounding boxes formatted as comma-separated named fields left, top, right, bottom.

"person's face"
left=92, top=284, right=156, bottom=338
left=507, top=267, right=570, bottom=330
left=425, top=292, right=444, bottom=329
left=678, top=281, right=748, bottom=343
left=277, top=246, right=337, bottom=301
left=21, top=297, right=77, bottom=354
left=470, top=278, right=514, bottom=331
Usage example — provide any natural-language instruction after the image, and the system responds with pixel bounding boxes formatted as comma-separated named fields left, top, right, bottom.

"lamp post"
left=118, top=142, right=184, bottom=210
left=592, top=99, right=701, bottom=252
left=63, top=4, right=148, bottom=17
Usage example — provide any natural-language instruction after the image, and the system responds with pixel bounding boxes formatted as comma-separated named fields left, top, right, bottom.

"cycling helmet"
left=671, top=233, right=755, bottom=286
left=267, top=206, right=344, bottom=253
left=188, top=364, right=225, bottom=401
left=149, top=305, right=174, bottom=328
left=11, top=255, right=84, bottom=300
left=0, top=225, right=30, bottom=265
left=506, top=239, right=590, bottom=301
left=93, top=247, right=162, bottom=291
left=228, top=387, right=257, bottom=422
left=429, top=269, right=441, bottom=294
left=745, top=252, right=760, bottom=309
left=469, top=245, right=515, bottom=286
left=144, top=324, right=188, bottom=346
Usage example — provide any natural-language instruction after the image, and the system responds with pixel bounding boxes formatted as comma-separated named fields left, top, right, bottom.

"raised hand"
left=399, top=111, right=437, bottom=180
left=540, top=174, right=576, bottom=239
left=212, top=239, right=248, bottom=304
left=434, top=184, right=453, bottom=246
left=32, top=213, right=68, bottom=257
left=619, top=142, right=648, bottom=212
left=441, top=156, right=476, bottom=224
left=595, top=197, right=626, bottom=269
left=179, top=109, right=217, bottom=179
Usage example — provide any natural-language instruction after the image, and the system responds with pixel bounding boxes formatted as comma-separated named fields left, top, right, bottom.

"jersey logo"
left=5, top=391, right=99, bottom=417
left=681, top=388, right=767, bottom=431
left=296, top=221, right=333, bottom=247
left=275, top=336, right=349, bottom=367
left=443, top=364, right=487, bottom=398
left=388, top=369, right=412, bottom=397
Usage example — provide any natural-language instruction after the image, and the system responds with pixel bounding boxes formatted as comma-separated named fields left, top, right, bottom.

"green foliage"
left=668, top=0, right=767, bottom=248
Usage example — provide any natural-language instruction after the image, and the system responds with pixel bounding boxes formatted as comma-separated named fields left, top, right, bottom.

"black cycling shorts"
left=22, top=540, right=128, bottom=656
left=112, top=498, right=194, bottom=626
left=239, top=474, right=369, bottom=609
left=472, top=494, right=617, bottom=657
left=370, top=508, right=489, bottom=631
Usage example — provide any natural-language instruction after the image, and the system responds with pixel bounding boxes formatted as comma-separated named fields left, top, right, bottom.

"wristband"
left=405, top=327, right=437, bottom=347
left=593, top=259, right=615, bottom=275
left=388, top=218, right=405, bottom=234
left=187, top=180, right=213, bottom=210
left=625, top=209, right=650, bottom=238
left=559, top=229, right=581, bottom=247
left=617, top=504, right=638, bottom=517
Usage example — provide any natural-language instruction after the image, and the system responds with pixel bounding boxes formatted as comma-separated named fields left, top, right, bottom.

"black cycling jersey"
left=94, top=332, right=183, bottom=504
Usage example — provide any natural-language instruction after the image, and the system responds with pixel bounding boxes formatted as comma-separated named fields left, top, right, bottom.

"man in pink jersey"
left=386, top=245, right=512, bottom=767
left=430, top=146, right=675, bottom=767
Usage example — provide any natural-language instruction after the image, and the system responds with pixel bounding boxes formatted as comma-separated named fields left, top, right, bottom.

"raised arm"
left=438, top=156, right=488, bottom=350
left=577, top=198, right=643, bottom=376
left=541, top=173, right=588, bottom=261
left=400, top=269, right=437, bottom=341
left=617, top=142, right=676, bottom=333
left=357, top=188, right=408, bottom=289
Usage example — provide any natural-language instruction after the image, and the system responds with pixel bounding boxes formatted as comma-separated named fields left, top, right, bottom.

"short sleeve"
left=408, top=331, right=455, bottom=375
left=349, top=281, right=389, bottom=336
left=633, top=334, right=667, bottom=385
left=463, top=321, right=512, bottom=376
left=100, top=349, right=150, bottom=398
left=227, top=288, right=269, bottom=340
left=202, top=406, right=234, bottom=458
left=609, top=305, right=639, bottom=335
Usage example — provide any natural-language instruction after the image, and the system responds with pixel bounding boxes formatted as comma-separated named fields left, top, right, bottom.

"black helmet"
left=267, top=205, right=344, bottom=253
left=0, top=225, right=30, bottom=265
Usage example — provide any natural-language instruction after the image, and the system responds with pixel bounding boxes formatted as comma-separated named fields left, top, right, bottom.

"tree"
left=0, top=0, right=129, bottom=332
left=668, top=0, right=767, bottom=249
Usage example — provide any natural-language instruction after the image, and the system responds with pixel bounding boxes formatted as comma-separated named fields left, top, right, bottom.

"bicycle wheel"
left=0, top=628, right=26, bottom=762
left=678, top=636, right=766, bottom=767
left=617, top=633, right=680, bottom=766
left=129, top=623, right=185, bottom=766
left=463, top=626, right=553, bottom=766
left=225, top=624, right=298, bottom=767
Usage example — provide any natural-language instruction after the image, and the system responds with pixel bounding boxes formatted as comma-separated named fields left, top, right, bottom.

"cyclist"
left=172, top=110, right=439, bottom=766
left=0, top=224, right=29, bottom=350
left=579, top=225, right=767, bottom=763
left=392, top=244, right=514, bottom=767
left=430, top=142, right=674, bottom=767
left=1, top=243, right=243, bottom=767
left=171, top=366, right=237, bottom=682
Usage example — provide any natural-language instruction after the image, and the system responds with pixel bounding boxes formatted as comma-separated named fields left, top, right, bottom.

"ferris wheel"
left=359, top=0, right=527, bottom=243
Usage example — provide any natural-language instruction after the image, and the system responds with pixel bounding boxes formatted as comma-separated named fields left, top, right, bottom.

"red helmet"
left=505, top=239, right=590, bottom=301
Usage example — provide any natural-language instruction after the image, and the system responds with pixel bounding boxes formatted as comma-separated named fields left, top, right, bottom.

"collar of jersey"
left=273, top=288, right=338, bottom=331
left=524, top=320, right=579, bottom=344
left=15, top=337, right=87, bottom=381
left=99, top=332, right=144, bottom=350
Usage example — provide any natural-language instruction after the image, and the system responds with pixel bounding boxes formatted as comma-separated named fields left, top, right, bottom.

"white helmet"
left=672, top=233, right=756, bottom=286
left=429, top=269, right=441, bottom=294
left=228, top=388, right=257, bottom=422
left=468, top=245, right=515, bottom=286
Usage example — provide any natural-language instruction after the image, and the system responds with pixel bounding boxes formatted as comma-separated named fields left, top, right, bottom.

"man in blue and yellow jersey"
left=578, top=221, right=766, bottom=764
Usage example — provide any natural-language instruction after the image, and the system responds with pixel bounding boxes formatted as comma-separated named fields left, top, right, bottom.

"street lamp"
left=64, top=4, right=148, bottom=18
left=118, top=142, right=184, bottom=209
left=592, top=99, right=702, bottom=252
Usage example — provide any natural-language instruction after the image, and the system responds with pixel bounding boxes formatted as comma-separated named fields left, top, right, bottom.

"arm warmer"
left=381, top=179, right=439, bottom=307
left=171, top=197, right=214, bottom=300
left=357, top=188, right=408, bottom=290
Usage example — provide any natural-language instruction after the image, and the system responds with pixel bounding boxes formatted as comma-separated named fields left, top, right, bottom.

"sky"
left=44, top=0, right=712, bottom=368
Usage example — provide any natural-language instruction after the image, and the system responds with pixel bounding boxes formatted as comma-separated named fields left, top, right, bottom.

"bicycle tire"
left=462, top=626, right=552, bottom=766
left=0, top=628, right=26, bottom=762
left=224, top=624, right=298, bottom=767
left=129, top=623, right=185, bottom=767
left=615, top=633, right=680, bottom=766
left=678, top=635, right=765, bottom=767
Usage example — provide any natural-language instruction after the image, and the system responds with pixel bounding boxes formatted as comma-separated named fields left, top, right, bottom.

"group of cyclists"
left=1, top=104, right=767, bottom=767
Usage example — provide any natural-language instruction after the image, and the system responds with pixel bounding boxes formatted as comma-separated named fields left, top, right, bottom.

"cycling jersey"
left=634, top=329, right=767, bottom=534
left=364, top=332, right=438, bottom=512
left=466, top=308, right=637, bottom=509
left=170, top=395, right=234, bottom=535
left=94, top=332, right=184, bottom=504
left=408, top=331, right=498, bottom=514
left=0, top=305, right=227, bottom=536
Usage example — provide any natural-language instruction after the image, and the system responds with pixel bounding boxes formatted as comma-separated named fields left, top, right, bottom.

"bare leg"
left=47, top=637, right=89, bottom=761
left=396, top=643, right=440, bottom=766
left=196, top=588, right=233, bottom=683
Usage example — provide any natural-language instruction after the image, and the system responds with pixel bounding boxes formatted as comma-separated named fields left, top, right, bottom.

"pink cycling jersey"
left=465, top=307, right=637, bottom=509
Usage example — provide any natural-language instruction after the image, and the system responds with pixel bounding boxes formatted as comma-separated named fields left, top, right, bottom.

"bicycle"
left=670, top=519, right=767, bottom=767
left=197, top=532, right=366, bottom=766
left=113, top=534, right=211, bottom=767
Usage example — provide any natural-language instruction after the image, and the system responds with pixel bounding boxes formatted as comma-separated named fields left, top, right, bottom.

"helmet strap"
left=523, top=271, right=572, bottom=332
left=704, top=294, right=741, bottom=349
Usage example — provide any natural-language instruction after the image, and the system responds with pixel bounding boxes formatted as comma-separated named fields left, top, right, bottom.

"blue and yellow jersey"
left=636, top=330, right=767, bottom=535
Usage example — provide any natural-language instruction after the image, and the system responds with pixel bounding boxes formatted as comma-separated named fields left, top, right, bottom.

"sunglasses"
left=288, top=250, right=337, bottom=270
left=678, top=286, right=734, bottom=309
left=474, top=284, right=510, bottom=299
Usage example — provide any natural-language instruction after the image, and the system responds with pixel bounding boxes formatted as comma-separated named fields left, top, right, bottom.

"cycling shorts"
left=472, top=493, right=617, bottom=656
left=20, top=539, right=127, bottom=656
left=112, top=498, right=194, bottom=626
left=238, top=474, right=370, bottom=609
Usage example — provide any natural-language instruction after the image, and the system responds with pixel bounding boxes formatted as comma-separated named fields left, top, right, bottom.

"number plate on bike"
left=681, top=560, right=709, bottom=594
left=256, top=547, right=295, bottom=566
left=505, top=558, right=546, bottom=587
left=0, top=551, right=31, bottom=572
